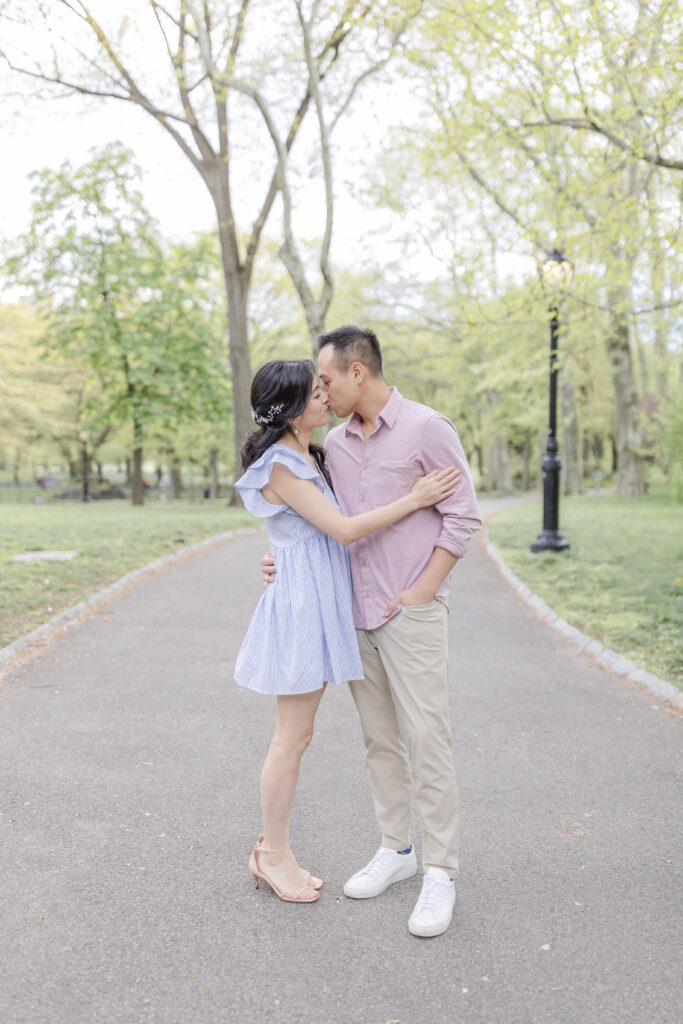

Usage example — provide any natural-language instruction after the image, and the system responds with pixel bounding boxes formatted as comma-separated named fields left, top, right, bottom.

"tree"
left=1, top=0, right=418, bottom=469
left=0, top=303, right=101, bottom=482
left=6, top=144, right=230, bottom=504
left=375, top=0, right=682, bottom=494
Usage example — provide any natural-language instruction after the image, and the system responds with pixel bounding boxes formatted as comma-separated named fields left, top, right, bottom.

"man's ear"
left=350, top=361, right=366, bottom=384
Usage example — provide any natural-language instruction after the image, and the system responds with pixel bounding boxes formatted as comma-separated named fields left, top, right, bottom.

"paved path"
left=2, top=504, right=680, bottom=1024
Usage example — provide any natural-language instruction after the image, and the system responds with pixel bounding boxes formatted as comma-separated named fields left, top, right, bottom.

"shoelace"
left=415, top=876, right=450, bottom=916
left=359, top=847, right=399, bottom=878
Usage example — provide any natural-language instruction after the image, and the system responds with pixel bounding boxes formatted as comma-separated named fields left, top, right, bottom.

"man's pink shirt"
left=324, top=388, right=482, bottom=631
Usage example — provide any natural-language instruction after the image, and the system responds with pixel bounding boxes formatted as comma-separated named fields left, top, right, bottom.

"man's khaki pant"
left=349, top=600, right=459, bottom=877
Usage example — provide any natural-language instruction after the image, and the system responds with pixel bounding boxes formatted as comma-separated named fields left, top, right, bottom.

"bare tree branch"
left=242, top=3, right=358, bottom=277
left=454, top=152, right=547, bottom=253
left=519, top=116, right=682, bottom=172
left=279, top=0, right=334, bottom=329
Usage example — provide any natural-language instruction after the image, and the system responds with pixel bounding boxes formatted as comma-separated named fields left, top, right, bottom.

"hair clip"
left=252, top=402, right=284, bottom=426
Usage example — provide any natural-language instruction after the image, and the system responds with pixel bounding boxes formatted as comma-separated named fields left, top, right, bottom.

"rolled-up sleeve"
left=420, top=414, right=482, bottom=558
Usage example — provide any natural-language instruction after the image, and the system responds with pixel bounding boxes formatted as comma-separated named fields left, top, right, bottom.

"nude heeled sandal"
left=248, top=836, right=319, bottom=904
left=284, top=834, right=323, bottom=890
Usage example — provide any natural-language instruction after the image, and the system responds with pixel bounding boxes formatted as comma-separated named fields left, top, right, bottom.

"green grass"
left=0, top=501, right=255, bottom=648
left=487, top=494, right=682, bottom=688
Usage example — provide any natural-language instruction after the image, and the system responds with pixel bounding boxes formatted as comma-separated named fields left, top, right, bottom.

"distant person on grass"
left=234, top=357, right=459, bottom=907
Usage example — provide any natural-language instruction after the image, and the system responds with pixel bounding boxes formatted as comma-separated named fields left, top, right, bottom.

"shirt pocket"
left=370, top=458, right=423, bottom=505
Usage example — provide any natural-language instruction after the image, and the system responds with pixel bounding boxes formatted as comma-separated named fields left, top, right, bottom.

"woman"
left=234, top=359, right=459, bottom=904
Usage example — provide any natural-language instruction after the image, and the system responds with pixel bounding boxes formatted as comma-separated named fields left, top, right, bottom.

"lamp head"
left=539, top=248, right=573, bottom=295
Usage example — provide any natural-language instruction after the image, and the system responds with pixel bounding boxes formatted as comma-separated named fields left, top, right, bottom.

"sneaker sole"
left=408, top=916, right=452, bottom=937
left=343, top=859, right=418, bottom=899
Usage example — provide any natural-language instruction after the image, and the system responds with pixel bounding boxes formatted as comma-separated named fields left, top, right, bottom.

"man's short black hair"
left=316, top=324, right=383, bottom=377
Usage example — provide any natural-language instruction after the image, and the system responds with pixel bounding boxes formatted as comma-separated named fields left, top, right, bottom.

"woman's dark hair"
left=240, top=358, right=332, bottom=486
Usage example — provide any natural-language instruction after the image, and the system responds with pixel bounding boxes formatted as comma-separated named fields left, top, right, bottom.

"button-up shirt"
left=324, top=387, right=481, bottom=630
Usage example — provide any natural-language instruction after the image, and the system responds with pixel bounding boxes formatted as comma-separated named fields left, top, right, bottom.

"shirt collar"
left=344, top=387, right=403, bottom=437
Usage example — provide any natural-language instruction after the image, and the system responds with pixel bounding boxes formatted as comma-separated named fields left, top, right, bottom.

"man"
left=264, top=325, right=481, bottom=936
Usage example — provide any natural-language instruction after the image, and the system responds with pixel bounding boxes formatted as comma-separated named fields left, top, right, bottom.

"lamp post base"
left=530, top=530, right=570, bottom=553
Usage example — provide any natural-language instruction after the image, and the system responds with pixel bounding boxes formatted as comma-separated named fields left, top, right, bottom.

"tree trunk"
left=583, top=435, right=591, bottom=469
left=521, top=430, right=531, bottom=491
left=560, top=372, right=582, bottom=495
left=486, top=436, right=514, bottom=493
left=633, top=322, right=650, bottom=396
left=654, top=318, right=668, bottom=400
left=474, top=444, right=484, bottom=482
left=81, top=445, right=90, bottom=502
left=649, top=208, right=669, bottom=400
left=125, top=458, right=132, bottom=485
left=209, top=448, right=219, bottom=499
left=132, top=446, right=144, bottom=506
left=215, top=219, right=252, bottom=485
left=170, top=451, right=182, bottom=500
left=606, top=308, right=646, bottom=495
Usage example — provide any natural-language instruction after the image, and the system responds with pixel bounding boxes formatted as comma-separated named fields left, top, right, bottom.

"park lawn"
left=0, top=501, right=255, bottom=649
left=487, top=495, right=682, bottom=688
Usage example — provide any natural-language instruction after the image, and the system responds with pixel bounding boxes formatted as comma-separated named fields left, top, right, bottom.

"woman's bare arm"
left=263, top=463, right=459, bottom=546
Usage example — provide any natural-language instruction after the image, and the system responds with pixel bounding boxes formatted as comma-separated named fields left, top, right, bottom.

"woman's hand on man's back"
left=262, top=550, right=276, bottom=588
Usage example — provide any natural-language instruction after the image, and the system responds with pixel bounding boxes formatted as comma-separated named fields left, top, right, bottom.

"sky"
left=0, top=3, right=536, bottom=299
left=0, top=59, right=417, bottom=272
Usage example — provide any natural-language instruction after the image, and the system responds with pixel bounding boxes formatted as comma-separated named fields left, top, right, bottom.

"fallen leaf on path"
left=537, top=944, right=550, bottom=951
left=567, top=823, right=586, bottom=837
left=480, top=976, right=489, bottom=982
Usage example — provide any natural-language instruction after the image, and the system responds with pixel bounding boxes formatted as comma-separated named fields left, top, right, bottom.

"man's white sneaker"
left=343, top=846, right=418, bottom=899
left=408, top=868, right=456, bottom=937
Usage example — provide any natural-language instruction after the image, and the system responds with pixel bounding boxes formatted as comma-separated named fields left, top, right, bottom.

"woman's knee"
left=272, top=725, right=314, bottom=759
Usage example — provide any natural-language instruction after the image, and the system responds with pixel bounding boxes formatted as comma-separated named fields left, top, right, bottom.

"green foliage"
left=488, top=495, right=683, bottom=686
left=372, top=0, right=682, bottom=492
left=0, top=304, right=95, bottom=477
left=5, top=144, right=231, bottom=454
left=657, top=389, right=683, bottom=499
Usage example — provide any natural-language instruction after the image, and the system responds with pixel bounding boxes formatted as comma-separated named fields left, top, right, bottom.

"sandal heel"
left=248, top=835, right=319, bottom=904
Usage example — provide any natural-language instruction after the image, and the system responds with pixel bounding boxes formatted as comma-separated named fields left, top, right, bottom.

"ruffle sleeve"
left=234, top=445, right=322, bottom=518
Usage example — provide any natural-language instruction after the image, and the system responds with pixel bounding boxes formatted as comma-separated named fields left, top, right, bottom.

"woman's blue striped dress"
left=233, top=445, right=364, bottom=695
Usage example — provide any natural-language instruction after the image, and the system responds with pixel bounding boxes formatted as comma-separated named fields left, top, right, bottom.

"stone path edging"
left=0, top=527, right=261, bottom=680
left=482, top=526, right=683, bottom=710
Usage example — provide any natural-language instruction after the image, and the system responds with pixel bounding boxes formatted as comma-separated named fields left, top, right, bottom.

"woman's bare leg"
left=257, top=685, right=326, bottom=892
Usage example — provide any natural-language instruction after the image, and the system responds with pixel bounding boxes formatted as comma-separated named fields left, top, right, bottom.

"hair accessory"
left=251, top=402, right=284, bottom=426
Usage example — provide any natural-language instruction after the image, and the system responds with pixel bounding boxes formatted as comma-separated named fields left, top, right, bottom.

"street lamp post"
left=531, top=248, right=573, bottom=554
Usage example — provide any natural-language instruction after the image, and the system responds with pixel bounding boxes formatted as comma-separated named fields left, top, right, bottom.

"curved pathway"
left=1, top=510, right=680, bottom=1024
